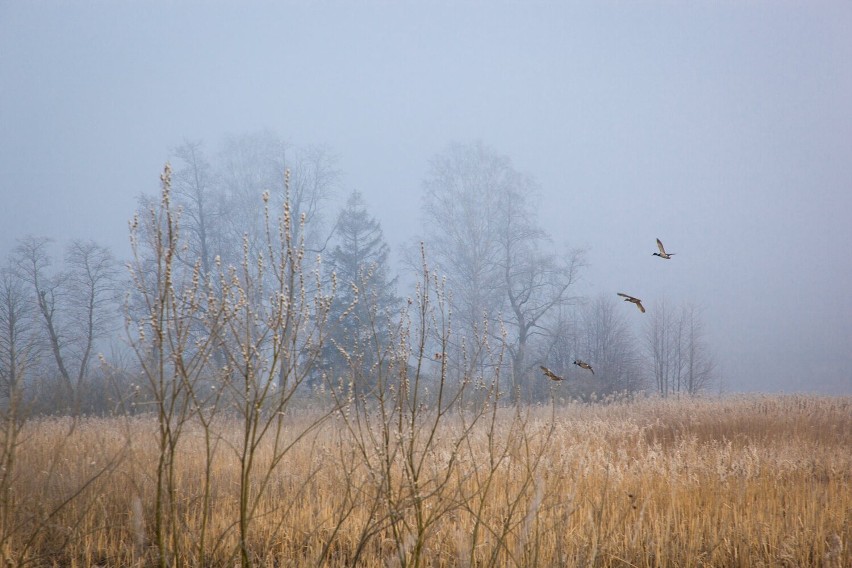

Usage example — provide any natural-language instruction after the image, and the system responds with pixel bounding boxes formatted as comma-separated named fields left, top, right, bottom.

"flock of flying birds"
left=539, top=238, right=675, bottom=382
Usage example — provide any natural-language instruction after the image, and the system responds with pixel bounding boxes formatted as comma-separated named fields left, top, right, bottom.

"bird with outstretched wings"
left=617, top=292, right=646, bottom=313
left=540, top=365, right=564, bottom=381
left=652, top=238, right=675, bottom=259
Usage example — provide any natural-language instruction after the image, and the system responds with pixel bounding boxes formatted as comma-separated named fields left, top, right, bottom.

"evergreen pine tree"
left=323, top=191, right=399, bottom=399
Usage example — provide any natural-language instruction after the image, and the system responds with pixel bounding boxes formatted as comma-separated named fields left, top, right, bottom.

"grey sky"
left=1, top=2, right=850, bottom=393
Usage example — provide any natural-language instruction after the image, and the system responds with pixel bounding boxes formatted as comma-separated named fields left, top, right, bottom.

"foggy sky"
left=1, top=2, right=850, bottom=394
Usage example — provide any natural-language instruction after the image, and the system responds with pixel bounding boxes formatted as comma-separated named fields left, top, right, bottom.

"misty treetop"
left=166, top=133, right=339, bottom=272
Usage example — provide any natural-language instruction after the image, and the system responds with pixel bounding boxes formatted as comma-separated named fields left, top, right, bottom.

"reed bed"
left=3, top=395, right=850, bottom=567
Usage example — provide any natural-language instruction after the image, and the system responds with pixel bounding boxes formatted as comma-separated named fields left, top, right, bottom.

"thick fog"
left=1, top=2, right=850, bottom=394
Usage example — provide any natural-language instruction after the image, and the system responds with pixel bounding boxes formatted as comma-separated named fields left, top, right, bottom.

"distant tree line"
left=0, top=132, right=716, bottom=418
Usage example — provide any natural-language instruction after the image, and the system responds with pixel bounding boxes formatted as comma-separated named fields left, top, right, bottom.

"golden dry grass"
left=3, top=395, right=850, bottom=567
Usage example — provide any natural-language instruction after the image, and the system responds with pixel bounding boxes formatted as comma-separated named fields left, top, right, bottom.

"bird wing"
left=636, top=301, right=646, bottom=313
left=541, top=366, right=563, bottom=381
left=617, top=292, right=633, bottom=300
left=656, top=238, right=666, bottom=255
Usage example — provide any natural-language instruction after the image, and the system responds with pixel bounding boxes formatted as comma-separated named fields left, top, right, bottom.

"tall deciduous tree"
left=421, top=142, right=584, bottom=403
left=171, top=140, right=220, bottom=280
left=421, top=142, right=507, bottom=340
left=14, top=236, right=73, bottom=398
left=13, top=236, right=118, bottom=404
left=64, top=240, right=119, bottom=387
left=499, top=203, right=584, bottom=402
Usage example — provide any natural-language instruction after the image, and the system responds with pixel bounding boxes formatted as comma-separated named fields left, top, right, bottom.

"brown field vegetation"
left=2, top=394, right=849, bottom=567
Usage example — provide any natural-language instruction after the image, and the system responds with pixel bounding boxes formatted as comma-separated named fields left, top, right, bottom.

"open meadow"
left=2, top=395, right=849, bottom=567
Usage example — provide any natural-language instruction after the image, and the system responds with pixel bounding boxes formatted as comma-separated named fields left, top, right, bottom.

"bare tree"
left=500, top=217, right=584, bottom=402
left=421, top=142, right=584, bottom=403
left=645, top=299, right=714, bottom=397
left=216, top=131, right=339, bottom=263
left=128, top=163, right=341, bottom=567
left=681, top=304, right=715, bottom=394
left=128, top=164, right=242, bottom=567
left=13, top=236, right=74, bottom=398
left=12, top=237, right=118, bottom=406
left=285, top=143, right=340, bottom=253
left=421, top=142, right=507, bottom=342
left=172, top=140, right=220, bottom=280
left=645, top=299, right=679, bottom=398
left=577, top=295, right=644, bottom=395
left=64, top=240, right=119, bottom=391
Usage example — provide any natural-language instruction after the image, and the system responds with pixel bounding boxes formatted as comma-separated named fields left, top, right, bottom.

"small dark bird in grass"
left=540, top=365, right=564, bottom=382
left=617, top=292, right=646, bottom=313
left=652, top=238, right=675, bottom=259
left=573, top=359, right=595, bottom=375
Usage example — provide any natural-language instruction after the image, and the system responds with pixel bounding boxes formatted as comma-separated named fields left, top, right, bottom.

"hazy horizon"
left=2, top=2, right=850, bottom=394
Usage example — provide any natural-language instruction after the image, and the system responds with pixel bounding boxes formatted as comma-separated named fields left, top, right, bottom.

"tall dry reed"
left=2, top=395, right=849, bottom=567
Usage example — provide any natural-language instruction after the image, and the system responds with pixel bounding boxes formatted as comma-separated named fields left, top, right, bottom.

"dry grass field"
left=3, top=395, right=850, bottom=567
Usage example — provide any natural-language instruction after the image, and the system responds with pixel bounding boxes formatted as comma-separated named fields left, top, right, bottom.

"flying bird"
left=617, top=292, right=646, bottom=313
left=540, top=365, right=564, bottom=382
left=652, top=238, right=675, bottom=259
left=573, top=359, right=595, bottom=375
